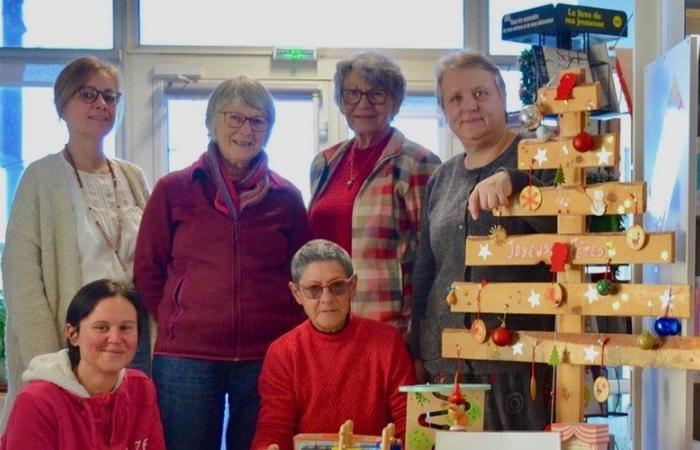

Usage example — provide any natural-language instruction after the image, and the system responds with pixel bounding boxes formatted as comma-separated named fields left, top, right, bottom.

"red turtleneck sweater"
left=251, top=315, right=416, bottom=450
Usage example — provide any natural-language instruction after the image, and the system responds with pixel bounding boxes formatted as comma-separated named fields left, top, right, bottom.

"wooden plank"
left=465, top=232, right=674, bottom=266
left=448, top=282, right=691, bottom=318
left=493, top=182, right=645, bottom=216
left=538, top=83, right=604, bottom=114
left=442, top=330, right=700, bottom=371
left=517, top=134, right=619, bottom=170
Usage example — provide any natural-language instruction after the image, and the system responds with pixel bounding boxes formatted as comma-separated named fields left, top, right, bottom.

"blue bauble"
left=654, top=317, right=682, bottom=336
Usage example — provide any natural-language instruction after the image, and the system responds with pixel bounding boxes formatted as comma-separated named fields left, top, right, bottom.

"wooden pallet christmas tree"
left=441, top=69, right=697, bottom=423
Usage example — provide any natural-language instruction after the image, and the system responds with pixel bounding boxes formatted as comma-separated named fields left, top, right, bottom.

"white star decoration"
left=597, top=146, right=613, bottom=165
left=659, top=287, right=674, bottom=311
left=512, top=342, right=524, bottom=355
left=612, top=301, right=621, bottom=311
left=661, top=250, right=669, bottom=261
left=583, top=284, right=599, bottom=304
left=561, top=144, right=570, bottom=155
left=534, top=148, right=548, bottom=167
left=528, top=290, right=541, bottom=309
left=584, top=345, right=600, bottom=363
left=478, top=243, right=492, bottom=261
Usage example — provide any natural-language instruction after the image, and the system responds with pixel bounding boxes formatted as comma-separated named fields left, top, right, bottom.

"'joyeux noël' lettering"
left=504, top=238, right=607, bottom=261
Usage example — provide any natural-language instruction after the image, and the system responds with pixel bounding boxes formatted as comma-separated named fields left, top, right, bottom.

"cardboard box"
left=551, top=423, right=609, bottom=450
left=399, top=384, right=490, bottom=450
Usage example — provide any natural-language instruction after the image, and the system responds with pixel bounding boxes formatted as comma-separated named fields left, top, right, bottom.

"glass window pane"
left=167, top=95, right=316, bottom=203
left=500, top=69, right=525, bottom=113
left=141, top=0, right=462, bottom=48
left=0, top=86, right=115, bottom=253
left=489, top=0, right=578, bottom=56
left=0, top=1, right=113, bottom=49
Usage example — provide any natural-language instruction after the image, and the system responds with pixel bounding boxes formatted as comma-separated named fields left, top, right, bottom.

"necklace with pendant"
left=63, top=146, right=126, bottom=272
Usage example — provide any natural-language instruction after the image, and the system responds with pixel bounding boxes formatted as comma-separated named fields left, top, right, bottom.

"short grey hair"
left=435, top=50, right=506, bottom=109
left=291, top=239, right=354, bottom=283
left=205, top=75, right=276, bottom=146
left=333, top=52, right=406, bottom=112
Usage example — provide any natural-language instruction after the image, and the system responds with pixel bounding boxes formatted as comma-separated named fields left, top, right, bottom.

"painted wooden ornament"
left=596, top=278, right=614, bottom=296
left=572, top=131, right=594, bottom=152
left=545, top=283, right=564, bottom=307
left=550, top=242, right=569, bottom=273
left=489, top=224, right=508, bottom=246
left=593, top=376, right=610, bottom=403
left=626, top=225, right=647, bottom=250
left=470, top=318, right=487, bottom=343
left=555, top=72, right=579, bottom=100
left=519, top=185, right=543, bottom=211
left=654, top=316, right=681, bottom=336
left=446, top=288, right=458, bottom=306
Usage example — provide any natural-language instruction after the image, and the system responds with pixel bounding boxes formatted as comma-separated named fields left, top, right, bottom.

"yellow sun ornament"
left=489, top=224, right=508, bottom=246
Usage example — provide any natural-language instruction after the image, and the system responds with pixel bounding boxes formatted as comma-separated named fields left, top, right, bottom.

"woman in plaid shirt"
left=309, top=52, right=441, bottom=336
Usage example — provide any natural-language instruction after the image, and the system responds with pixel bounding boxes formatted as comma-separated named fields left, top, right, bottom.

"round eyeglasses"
left=76, top=86, right=122, bottom=106
left=220, top=112, right=269, bottom=132
left=298, top=277, right=353, bottom=299
left=341, top=88, right=389, bottom=105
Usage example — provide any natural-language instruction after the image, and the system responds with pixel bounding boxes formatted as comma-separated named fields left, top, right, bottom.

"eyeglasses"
left=298, top=277, right=353, bottom=299
left=220, top=112, right=269, bottom=132
left=75, top=86, right=122, bottom=106
left=341, top=88, right=389, bottom=105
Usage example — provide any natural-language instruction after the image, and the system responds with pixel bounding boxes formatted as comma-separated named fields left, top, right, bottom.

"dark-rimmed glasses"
left=76, top=86, right=122, bottom=106
left=219, top=112, right=269, bottom=132
left=341, top=88, right=389, bottom=105
left=298, top=277, right=353, bottom=299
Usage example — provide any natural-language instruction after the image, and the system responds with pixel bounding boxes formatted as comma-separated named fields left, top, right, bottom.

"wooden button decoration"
left=593, top=376, right=610, bottom=403
left=471, top=318, right=487, bottom=343
left=545, top=283, right=564, bottom=307
left=626, top=225, right=647, bottom=250
left=519, top=185, right=542, bottom=211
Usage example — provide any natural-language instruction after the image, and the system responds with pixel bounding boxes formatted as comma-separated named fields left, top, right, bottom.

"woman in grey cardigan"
left=0, top=57, right=150, bottom=430
left=411, top=50, right=555, bottom=431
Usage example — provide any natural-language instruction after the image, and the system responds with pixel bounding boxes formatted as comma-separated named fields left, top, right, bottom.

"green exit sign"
left=273, top=47, right=317, bottom=62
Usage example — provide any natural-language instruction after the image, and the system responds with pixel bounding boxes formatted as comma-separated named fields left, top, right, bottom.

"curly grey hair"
left=333, top=51, right=406, bottom=114
left=290, top=239, right=354, bottom=283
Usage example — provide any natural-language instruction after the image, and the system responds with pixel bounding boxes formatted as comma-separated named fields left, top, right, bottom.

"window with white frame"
left=140, top=0, right=463, bottom=49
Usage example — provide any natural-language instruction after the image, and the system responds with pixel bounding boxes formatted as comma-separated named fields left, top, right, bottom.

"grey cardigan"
left=0, top=151, right=149, bottom=430
left=411, top=137, right=556, bottom=377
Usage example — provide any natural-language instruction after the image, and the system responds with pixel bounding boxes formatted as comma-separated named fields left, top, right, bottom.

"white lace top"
left=64, top=159, right=143, bottom=283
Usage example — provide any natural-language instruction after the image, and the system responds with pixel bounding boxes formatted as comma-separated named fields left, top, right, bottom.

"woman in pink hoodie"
left=0, top=279, right=165, bottom=450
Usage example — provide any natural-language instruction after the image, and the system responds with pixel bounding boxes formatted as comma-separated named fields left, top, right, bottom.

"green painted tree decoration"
left=549, top=345, right=561, bottom=367
left=554, top=165, right=566, bottom=186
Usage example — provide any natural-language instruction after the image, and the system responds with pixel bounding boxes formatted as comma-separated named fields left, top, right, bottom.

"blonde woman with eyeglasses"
left=134, top=76, right=312, bottom=450
left=0, top=56, right=152, bottom=431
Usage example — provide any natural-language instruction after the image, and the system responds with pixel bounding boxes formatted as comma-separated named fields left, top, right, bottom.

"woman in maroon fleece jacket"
left=134, top=75, right=312, bottom=450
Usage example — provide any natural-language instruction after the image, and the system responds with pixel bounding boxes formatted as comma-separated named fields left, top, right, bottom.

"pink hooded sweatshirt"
left=1, top=349, right=164, bottom=450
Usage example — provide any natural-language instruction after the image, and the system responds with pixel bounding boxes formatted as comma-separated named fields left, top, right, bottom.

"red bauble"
left=491, top=325, right=513, bottom=346
left=572, top=131, right=594, bottom=152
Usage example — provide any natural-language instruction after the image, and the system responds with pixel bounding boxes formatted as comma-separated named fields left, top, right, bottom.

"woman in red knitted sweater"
left=251, top=239, right=416, bottom=450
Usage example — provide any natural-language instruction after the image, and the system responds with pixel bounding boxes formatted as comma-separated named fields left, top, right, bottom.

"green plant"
left=518, top=48, right=537, bottom=106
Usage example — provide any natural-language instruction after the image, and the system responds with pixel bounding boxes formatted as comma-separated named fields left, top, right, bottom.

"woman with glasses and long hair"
left=251, top=239, right=415, bottom=450
left=308, top=52, right=440, bottom=339
left=134, top=76, right=312, bottom=450
left=0, top=56, right=151, bottom=431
